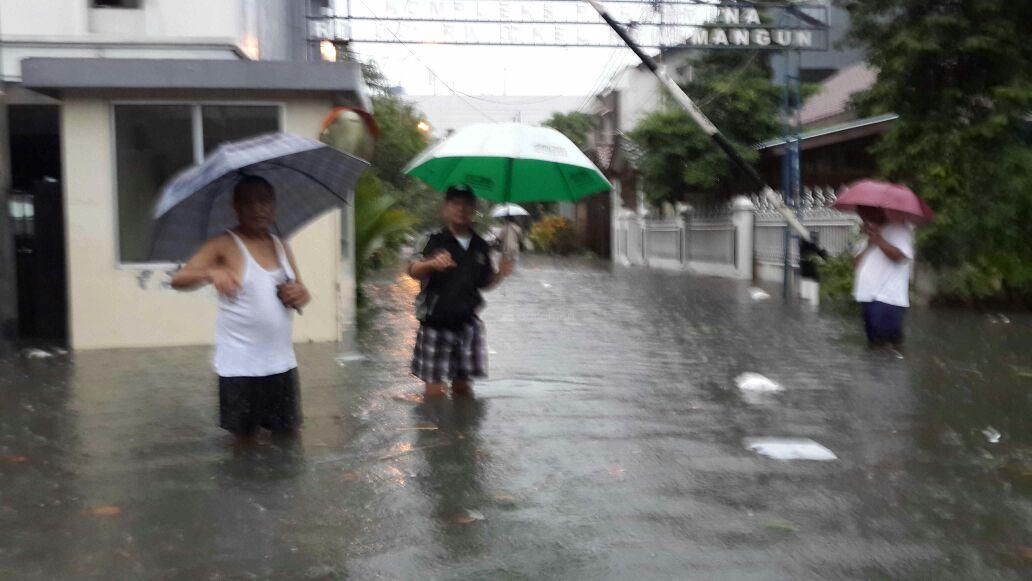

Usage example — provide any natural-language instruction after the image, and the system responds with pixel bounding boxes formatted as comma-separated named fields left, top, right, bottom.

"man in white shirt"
left=853, top=207, right=914, bottom=349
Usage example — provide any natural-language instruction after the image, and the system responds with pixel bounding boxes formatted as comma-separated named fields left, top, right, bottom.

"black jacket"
left=414, top=229, right=494, bottom=328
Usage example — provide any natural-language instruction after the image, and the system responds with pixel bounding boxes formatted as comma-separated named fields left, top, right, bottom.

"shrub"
left=818, top=252, right=856, bottom=303
left=529, top=215, right=578, bottom=255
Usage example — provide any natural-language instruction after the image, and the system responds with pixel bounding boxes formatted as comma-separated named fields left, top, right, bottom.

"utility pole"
left=0, top=96, right=16, bottom=350
left=781, top=49, right=803, bottom=299
left=585, top=0, right=814, bottom=243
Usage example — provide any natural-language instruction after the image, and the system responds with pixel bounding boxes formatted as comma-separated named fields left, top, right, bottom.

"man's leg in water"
left=425, top=382, right=448, bottom=398
left=452, top=377, right=473, bottom=397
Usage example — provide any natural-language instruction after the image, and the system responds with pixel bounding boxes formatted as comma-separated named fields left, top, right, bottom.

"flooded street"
left=2, top=257, right=1031, bottom=579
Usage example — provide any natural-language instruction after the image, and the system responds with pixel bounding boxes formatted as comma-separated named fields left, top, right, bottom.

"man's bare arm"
left=171, top=236, right=240, bottom=296
left=862, top=223, right=906, bottom=263
left=277, top=242, right=311, bottom=309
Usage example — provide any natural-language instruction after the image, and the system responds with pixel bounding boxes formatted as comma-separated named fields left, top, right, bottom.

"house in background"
left=574, top=2, right=865, bottom=259
left=1, top=0, right=370, bottom=351
left=757, top=62, right=893, bottom=188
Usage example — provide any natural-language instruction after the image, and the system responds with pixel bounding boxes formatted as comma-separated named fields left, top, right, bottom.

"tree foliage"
left=542, top=111, right=594, bottom=150
left=838, top=0, right=1032, bottom=302
left=628, top=51, right=783, bottom=204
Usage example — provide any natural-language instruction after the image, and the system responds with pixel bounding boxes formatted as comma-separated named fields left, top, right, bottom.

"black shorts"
left=218, top=368, right=301, bottom=435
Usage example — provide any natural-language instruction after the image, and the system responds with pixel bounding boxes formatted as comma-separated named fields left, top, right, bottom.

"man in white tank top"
left=171, top=176, right=310, bottom=446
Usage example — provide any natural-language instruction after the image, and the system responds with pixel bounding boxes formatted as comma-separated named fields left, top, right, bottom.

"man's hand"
left=407, top=249, right=458, bottom=279
left=209, top=268, right=241, bottom=298
left=277, top=281, right=311, bottom=309
left=861, top=221, right=882, bottom=239
left=427, top=249, right=457, bottom=272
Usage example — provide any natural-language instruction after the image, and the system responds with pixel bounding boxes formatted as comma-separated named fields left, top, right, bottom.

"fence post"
left=638, top=215, right=647, bottom=264
left=731, top=195, right=755, bottom=280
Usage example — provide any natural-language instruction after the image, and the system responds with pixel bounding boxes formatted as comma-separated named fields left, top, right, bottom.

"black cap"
left=444, top=184, right=476, bottom=203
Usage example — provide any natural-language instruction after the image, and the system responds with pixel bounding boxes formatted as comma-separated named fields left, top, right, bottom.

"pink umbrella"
left=831, top=179, right=935, bottom=222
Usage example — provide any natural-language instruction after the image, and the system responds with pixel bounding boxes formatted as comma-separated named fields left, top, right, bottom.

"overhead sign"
left=310, top=1, right=829, bottom=50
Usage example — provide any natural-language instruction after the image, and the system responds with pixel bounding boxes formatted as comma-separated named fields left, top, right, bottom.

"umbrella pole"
left=501, top=158, right=517, bottom=260
left=584, top=0, right=813, bottom=244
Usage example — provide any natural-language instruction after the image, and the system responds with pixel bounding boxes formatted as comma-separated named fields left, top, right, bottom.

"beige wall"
left=61, top=96, right=354, bottom=350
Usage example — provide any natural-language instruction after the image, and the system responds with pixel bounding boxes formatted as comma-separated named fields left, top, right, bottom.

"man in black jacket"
left=407, top=186, right=513, bottom=398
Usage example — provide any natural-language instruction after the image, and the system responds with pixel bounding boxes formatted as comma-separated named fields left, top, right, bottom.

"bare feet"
left=451, top=378, right=474, bottom=398
left=424, top=382, right=447, bottom=399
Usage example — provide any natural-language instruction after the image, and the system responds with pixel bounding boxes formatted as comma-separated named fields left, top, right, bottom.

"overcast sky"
left=329, top=0, right=714, bottom=97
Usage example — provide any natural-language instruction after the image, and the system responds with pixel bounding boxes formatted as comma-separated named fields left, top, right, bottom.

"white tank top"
left=213, top=231, right=298, bottom=377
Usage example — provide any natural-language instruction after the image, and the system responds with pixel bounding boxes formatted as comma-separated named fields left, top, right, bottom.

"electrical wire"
left=351, top=0, right=497, bottom=122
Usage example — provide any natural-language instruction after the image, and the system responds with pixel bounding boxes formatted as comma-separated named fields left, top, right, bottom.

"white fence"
left=613, top=187, right=859, bottom=284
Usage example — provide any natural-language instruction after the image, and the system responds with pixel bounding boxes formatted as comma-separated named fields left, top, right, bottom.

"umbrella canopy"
left=490, top=203, right=530, bottom=218
left=403, top=123, right=611, bottom=203
left=151, top=132, right=368, bottom=262
left=832, top=179, right=934, bottom=222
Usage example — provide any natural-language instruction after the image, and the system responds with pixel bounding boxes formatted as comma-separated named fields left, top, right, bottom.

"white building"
left=1, top=0, right=370, bottom=350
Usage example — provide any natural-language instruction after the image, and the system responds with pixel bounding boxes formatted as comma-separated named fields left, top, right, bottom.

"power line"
left=351, top=0, right=497, bottom=122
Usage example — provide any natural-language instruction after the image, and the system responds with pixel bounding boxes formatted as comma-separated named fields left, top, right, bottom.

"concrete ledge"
left=22, top=58, right=371, bottom=109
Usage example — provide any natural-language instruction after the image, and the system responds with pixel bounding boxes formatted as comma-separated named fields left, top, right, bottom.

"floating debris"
left=453, top=509, right=486, bottom=524
left=983, top=426, right=1003, bottom=444
left=21, top=348, right=53, bottom=359
left=734, top=373, right=784, bottom=393
left=341, top=470, right=362, bottom=482
left=607, top=466, right=627, bottom=476
left=541, top=282, right=553, bottom=288
left=744, top=438, right=837, bottom=461
left=1, top=455, right=29, bottom=464
left=748, top=287, right=771, bottom=301
left=334, top=353, right=367, bottom=365
left=390, top=393, right=424, bottom=404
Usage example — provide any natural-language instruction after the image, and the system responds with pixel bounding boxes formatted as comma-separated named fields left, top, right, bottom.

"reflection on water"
left=1, top=257, right=1030, bottom=579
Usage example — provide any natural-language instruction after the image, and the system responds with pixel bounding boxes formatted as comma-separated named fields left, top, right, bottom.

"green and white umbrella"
left=403, top=122, right=611, bottom=203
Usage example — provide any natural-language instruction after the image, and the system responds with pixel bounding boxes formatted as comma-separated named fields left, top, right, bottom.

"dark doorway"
left=8, top=105, right=67, bottom=346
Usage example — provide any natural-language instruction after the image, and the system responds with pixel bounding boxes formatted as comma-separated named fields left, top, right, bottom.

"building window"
left=114, top=104, right=280, bottom=264
left=92, top=0, right=142, bottom=8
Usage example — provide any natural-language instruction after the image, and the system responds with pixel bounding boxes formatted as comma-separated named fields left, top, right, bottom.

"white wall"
left=1, top=0, right=244, bottom=38
left=60, top=96, right=351, bottom=350
left=0, top=0, right=303, bottom=79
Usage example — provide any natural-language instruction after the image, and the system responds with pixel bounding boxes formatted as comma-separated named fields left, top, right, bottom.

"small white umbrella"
left=490, top=203, right=530, bottom=218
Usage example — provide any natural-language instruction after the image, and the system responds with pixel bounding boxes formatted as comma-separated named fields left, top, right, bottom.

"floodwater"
left=2, top=256, right=1031, bottom=579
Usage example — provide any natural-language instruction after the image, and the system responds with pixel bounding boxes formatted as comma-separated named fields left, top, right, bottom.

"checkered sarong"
left=411, top=320, right=487, bottom=383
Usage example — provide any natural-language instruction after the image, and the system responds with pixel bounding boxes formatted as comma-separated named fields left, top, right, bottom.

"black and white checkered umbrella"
left=151, top=132, right=368, bottom=262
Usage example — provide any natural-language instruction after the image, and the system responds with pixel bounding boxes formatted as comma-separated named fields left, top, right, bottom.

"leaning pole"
left=584, top=0, right=814, bottom=244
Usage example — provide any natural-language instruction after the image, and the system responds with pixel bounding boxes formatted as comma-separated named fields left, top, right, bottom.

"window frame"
left=110, top=100, right=286, bottom=269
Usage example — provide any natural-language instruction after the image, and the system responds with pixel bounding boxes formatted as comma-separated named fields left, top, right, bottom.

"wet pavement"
left=2, top=256, right=1032, bottom=579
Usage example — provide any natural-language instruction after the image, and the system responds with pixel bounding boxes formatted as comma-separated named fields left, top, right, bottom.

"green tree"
left=629, top=51, right=783, bottom=204
left=353, top=172, right=418, bottom=283
left=369, top=95, right=430, bottom=190
left=839, top=0, right=1032, bottom=302
left=542, top=111, right=594, bottom=150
